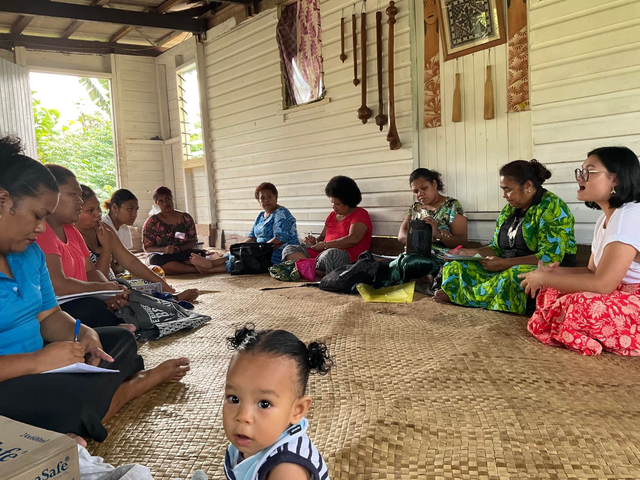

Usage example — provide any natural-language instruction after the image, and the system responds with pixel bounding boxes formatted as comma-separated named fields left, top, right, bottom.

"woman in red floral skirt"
left=520, top=147, right=640, bottom=355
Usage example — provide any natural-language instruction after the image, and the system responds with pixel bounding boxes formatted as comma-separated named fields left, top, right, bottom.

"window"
left=276, top=0, right=325, bottom=108
left=177, top=64, right=204, bottom=162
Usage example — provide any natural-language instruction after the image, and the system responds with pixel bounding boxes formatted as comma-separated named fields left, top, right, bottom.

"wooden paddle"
left=484, top=52, right=495, bottom=120
left=386, top=1, right=401, bottom=150
left=374, top=8, right=387, bottom=131
left=352, top=6, right=360, bottom=86
left=340, top=12, right=347, bottom=63
left=452, top=72, right=462, bottom=122
left=357, top=0, right=373, bottom=123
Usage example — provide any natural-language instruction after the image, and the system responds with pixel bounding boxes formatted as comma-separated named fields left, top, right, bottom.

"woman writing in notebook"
left=0, top=136, right=189, bottom=445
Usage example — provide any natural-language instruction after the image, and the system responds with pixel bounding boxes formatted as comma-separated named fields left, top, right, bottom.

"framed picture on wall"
left=436, top=0, right=507, bottom=61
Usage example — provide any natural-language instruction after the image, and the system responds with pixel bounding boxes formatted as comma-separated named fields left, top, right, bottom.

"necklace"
left=507, top=215, right=525, bottom=248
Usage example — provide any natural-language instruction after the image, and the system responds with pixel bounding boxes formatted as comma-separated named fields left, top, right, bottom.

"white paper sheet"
left=56, top=290, right=120, bottom=305
left=43, top=363, right=120, bottom=374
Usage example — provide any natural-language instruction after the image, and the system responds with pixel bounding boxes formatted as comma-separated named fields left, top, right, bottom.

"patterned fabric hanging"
left=507, top=0, right=529, bottom=112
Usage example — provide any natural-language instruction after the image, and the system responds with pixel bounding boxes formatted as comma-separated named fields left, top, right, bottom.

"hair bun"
left=530, top=159, right=552, bottom=183
left=307, top=342, right=333, bottom=376
left=0, top=135, right=25, bottom=160
left=227, top=323, right=258, bottom=350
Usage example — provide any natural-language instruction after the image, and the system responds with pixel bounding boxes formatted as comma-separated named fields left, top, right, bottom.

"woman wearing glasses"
left=522, top=147, right=640, bottom=355
left=435, top=159, right=577, bottom=315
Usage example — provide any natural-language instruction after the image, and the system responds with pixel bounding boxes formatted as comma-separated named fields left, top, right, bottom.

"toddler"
left=222, top=325, right=333, bottom=480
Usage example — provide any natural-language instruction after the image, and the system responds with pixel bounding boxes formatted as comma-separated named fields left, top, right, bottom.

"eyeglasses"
left=574, top=168, right=607, bottom=182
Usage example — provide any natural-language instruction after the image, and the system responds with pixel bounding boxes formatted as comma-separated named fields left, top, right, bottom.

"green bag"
left=268, top=260, right=301, bottom=282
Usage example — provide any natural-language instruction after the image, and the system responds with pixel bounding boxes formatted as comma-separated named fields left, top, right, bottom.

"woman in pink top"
left=37, top=165, right=131, bottom=329
left=283, top=176, right=372, bottom=276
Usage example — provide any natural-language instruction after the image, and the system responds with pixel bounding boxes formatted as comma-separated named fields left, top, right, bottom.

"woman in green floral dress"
left=434, top=160, right=577, bottom=315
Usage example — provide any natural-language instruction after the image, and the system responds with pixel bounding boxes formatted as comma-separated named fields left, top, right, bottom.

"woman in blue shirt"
left=190, top=182, right=299, bottom=273
left=0, top=136, right=190, bottom=444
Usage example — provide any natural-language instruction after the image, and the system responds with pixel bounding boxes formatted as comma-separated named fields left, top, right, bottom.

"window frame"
left=176, top=62, right=204, bottom=164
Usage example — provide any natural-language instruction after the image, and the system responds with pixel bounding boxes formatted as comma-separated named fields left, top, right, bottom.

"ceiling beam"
left=10, top=16, right=33, bottom=35
left=0, top=0, right=208, bottom=34
left=154, top=30, right=186, bottom=48
left=109, top=0, right=189, bottom=43
left=0, top=33, right=168, bottom=57
left=60, top=0, right=114, bottom=39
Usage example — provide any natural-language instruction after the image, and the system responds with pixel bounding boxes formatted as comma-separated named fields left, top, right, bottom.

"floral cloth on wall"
left=276, top=0, right=324, bottom=107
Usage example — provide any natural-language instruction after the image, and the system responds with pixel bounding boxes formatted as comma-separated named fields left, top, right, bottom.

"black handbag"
left=407, top=220, right=432, bottom=257
left=229, top=242, right=275, bottom=275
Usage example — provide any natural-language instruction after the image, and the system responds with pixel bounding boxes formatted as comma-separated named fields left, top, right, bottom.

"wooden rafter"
left=0, top=0, right=207, bottom=34
left=10, top=16, right=33, bottom=35
left=109, top=0, right=187, bottom=42
left=0, top=33, right=167, bottom=57
left=61, top=0, right=113, bottom=39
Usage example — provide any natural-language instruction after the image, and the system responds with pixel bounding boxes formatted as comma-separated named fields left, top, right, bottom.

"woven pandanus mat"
left=86, top=274, right=640, bottom=479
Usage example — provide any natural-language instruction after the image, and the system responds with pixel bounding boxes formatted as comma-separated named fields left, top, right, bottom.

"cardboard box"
left=0, top=416, right=80, bottom=480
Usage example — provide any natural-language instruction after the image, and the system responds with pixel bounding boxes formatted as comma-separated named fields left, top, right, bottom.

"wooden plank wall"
left=0, top=57, right=37, bottom=158
left=529, top=0, right=640, bottom=244
left=157, top=39, right=212, bottom=224
left=113, top=55, right=164, bottom=222
left=203, top=0, right=415, bottom=237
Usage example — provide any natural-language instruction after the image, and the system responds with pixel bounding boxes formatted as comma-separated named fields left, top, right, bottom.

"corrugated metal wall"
left=529, top=0, right=640, bottom=244
left=0, top=57, right=37, bottom=158
left=203, top=0, right=414, bottom=237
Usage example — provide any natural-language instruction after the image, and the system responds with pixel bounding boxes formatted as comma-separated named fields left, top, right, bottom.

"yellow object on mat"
left=356, top=282, right=415, bottom=303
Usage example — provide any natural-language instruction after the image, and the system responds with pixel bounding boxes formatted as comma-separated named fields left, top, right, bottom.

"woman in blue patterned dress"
left=190, top=183, right=299, bottom=273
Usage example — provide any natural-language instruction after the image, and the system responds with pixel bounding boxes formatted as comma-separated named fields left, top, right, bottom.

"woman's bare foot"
left=66, top=433, right=87, bottom=447
left=190, top=253, right=214, bottom=269
left=434, top=289, right=451, bottom=304
left=103, top=358, right=190, bottom=422
left=175, top=288, right=199, bottom=302
left=118, top=323, right=137, bottom=332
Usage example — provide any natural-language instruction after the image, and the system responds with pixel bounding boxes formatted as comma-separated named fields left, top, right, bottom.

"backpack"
left=319, top=251, right=387, bottom=294
left=229, top=243, right=275, bottom=275
left=115, top=281, right=211, bottom=342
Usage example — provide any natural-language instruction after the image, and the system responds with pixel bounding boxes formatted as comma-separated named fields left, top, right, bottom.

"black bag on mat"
left=229, top=242, right=274, bottom=275
left=114, top=282, right=211, bottom=342
left=319, top=251, right=387, bottom=294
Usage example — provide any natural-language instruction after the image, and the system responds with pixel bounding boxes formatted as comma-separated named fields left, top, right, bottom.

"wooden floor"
left=87, top=273, right=640, bottom=480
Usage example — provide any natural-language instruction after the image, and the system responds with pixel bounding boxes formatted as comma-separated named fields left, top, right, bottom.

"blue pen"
left=74, top=319, right=81, bottom=342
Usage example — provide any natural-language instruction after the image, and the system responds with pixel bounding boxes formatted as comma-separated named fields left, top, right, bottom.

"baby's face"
left=223, top=353, right=305, bottom=458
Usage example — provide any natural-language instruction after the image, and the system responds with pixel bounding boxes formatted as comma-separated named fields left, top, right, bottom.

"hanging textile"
left=276, top=0, right=324, bottom=107
left=423, top=0, right=441, bottom=128
left=507, top=0, right=529, bottom=112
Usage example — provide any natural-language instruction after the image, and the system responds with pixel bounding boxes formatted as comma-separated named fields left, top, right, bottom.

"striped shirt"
left=224, top=421, right=329, bottom=480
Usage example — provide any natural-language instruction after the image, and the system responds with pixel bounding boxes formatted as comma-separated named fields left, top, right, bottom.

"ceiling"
left=0, top=0, right=255, bottom=57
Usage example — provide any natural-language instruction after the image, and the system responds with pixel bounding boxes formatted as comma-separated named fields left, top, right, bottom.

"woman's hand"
left=479, top=256, right=512, bottom=272
left=106, top=292, right=129, bottom=311
left=79, top=329, right=114, bottom=366
left=519, top=261, right=556, bottom=298
left=304, top=235, right=317, bottom=245
left=311, top=242, right=325, bottom=252
left=449, top=248, right=477, bottom=258
left=164, top=245, right=180, bottom=254
left=96, top=222, right=114, bottom=248
left=35, top=342, right=86, bottom=370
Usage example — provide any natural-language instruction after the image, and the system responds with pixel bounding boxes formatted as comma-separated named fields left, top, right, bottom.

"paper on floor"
left=43, top=363, right=120, bottom=374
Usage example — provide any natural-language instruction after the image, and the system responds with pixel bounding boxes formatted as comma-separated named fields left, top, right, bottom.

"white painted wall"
left=156, top=38, right=213, bottom=224
left=0, top=57, right=37, bottom=158
left=203, top=0, right=415, bottom=238
left=529, top=0, right=640, bottom=244
left=112, top=55, right=164, bottom=223
left=414, top=1, right=533, bottom=241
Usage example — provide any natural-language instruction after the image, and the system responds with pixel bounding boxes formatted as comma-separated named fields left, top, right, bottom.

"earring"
left=527, top=190, right=531, bottom=193
left=611, top=187, right=617, bottom=195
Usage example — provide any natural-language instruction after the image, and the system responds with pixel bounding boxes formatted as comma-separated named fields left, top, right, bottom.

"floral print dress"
left=441, top=190, right=577, bottom=315
left=248, top=206, right=299, bottom=264
left=407, top=197, right=466, bottom=260
left=143, top=213, right=198, bottom=249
